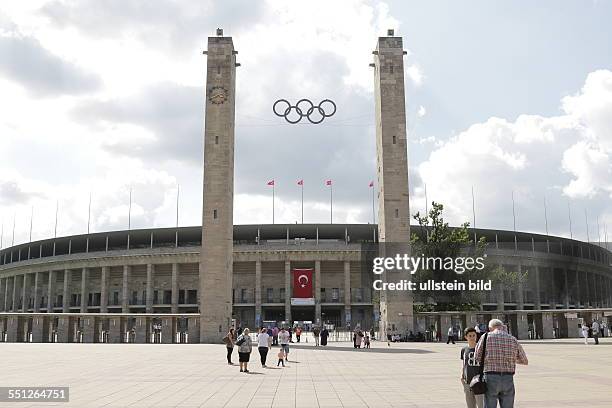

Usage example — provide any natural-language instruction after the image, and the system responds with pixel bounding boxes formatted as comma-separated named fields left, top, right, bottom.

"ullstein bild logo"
left=371, top=254, right=491, bottom=292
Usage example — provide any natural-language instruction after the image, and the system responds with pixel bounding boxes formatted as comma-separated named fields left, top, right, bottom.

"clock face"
left=209, top=86, right=228, bottom=104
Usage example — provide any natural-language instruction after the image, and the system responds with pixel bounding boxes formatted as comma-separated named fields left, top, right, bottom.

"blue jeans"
left=483, top=373, right=515, bottom=408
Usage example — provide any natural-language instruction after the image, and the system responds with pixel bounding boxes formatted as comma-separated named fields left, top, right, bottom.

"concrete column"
left=135, top=316, right=149, bottom=343
left=146, top=264, right=154, bottom=313
left=12, top=274, right=21, bottom=312
left=541, top=312, right=554, bottom=339
left=188, top=316, right=200, bottom=343
left=0, top=277, right=5, bottom=312
left=440, top=315, right=452, bottom=339
left=564, top=268, right=570, bottom=308
left=21, top=273, right=29, bottom=312
left=315, top=260, right=321, bottom=325
left=100, top=266, right=108, bottom=313
left=284, top=261, right=291, bottom=325
left=62, top=269, right=71, bottom=312
left=33, top=272, right=40, bottom=312
left=255, top=260, right=262, bottom=327
left=171, top=263, right=179, bottom=313
left=516, top=312, right=529, bottom=340
left=108, top=317, right=122, bottom=343
left=80, top=267, right=88, bottom=313
left=82, top=316, right=96, bottom=343
left=161, top=317, right=174, bottom=344
left=32, top=316, right=45, bottom=343
left=57, top=316, right=71, bottom=343
left=517, top=264, right=524, bottom=310
left=344, top=261, right=351, bottom=327
left=566, top=315, right=580, bottom=338
left=535, top=266, right=541, bottom=310
left=122, top=265, right=130, bottom=313
left=47, top=270, right=55, bottom=311
left=6, top=315, right=19, bottom=342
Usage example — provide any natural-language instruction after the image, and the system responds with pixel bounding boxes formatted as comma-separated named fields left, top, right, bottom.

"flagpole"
left=53, top=201, right=58, bottom=238
left=330, top=182, right=333, bottom=224
left=584, top=209, right=590, bottom=243
left=543, top=195, right=549, bottom=236
left=29, top=205, right=33, bottom=243
left=11, top=214, right=15, bottom=246
left=371, top=183, right=375, bottom=224
left=301, top=182, right=304, bottom=224
left=87, top=192, right=92, bottom=235
left=0, top=220, right=3, bottom=249
left=511, top=190, right=517, bottom=250
left=424, top=183, right=428, bottom=215
left=567, top=200, right=573, bottom=239
left=128, top=186, right=132, bottom=231
left=176, top=184, right=180, bottom=228
left=471, top=186, right=476, bottom=245
left=596, top=216, right=602, bottom=247
left=272, top=182, right=275, bottom=224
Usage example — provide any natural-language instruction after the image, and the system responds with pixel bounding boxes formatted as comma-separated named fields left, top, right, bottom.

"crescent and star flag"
left=369, top=181, right=374, bottom=187
left=267, top=180, right=275, bottom=186
left=292, top=268, right=313, bottom=298
left=297, top=179, right=303, bottom=185
left=325, top=179, right=332, bottom=186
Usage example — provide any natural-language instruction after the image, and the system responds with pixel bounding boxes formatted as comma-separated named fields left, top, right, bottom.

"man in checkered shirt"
left=475, top=319, right=528, bottom=407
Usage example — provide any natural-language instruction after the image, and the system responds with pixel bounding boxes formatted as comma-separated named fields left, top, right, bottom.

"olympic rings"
left=273, top=98, right=336, bottom=124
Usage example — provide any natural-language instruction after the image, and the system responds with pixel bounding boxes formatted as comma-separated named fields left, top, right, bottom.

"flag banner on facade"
left=292, top=268, right=313, bottom=298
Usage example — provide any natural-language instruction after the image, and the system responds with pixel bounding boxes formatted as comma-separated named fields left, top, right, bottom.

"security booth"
left=151, top=318, right=162, bottom=343
left=176, top=317, right=188, bottom=343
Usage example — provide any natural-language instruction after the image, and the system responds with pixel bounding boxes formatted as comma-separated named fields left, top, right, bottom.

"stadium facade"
left=1, top=29, right=611, bottom=344
left=0, top=224, right=611, bottom=343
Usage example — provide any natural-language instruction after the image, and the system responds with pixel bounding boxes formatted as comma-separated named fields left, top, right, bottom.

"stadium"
left=0, top=223, right=611, bottom=343
left=1, top=29, right=611, bottom=344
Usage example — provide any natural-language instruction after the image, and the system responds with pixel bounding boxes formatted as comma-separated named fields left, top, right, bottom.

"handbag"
left=235, top=335, right=245, bottom=347
left=469, top=332, right=488, bottom=395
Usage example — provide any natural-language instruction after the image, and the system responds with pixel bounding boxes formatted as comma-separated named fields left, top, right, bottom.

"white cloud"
left=406, top=64, right=423, bottom=86
left=417, top=105, right=426, bottom=117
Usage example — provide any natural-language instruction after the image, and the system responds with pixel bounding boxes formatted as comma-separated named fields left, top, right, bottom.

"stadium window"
left=153, top=290, right=159, bottom=304
left=280, top=288, right=285, bottom=301
left=395, top=208, right=399, bottom=218
left=179, top=290, right=185, bottom=304
left=163, top=290, right=172, bottom=304
left=215, top=136, right=219, bottom=144
left=213, top=209, right=218, bottom=219
left=241, top=288, right=247, bottom=302
left=332, top=288, right=339, bottom=301
left=392, top=135, right=396, bottom=144
left=266, top=288, right=273, bottom=303
left=187, top=290, right=197, bottom=304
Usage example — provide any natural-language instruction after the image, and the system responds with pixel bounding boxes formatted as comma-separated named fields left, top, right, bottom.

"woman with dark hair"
left=223, top=328, right=235, bottom=365
left=320, top=327, right=329, bottom=346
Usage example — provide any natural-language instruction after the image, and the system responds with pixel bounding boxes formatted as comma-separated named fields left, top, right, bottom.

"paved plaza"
left=0, top=338, right=611, bottom=408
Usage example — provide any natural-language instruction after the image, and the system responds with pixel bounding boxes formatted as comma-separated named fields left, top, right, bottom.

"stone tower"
left=372, top=30, right=414, bottom=335
left=200, top=29, right=237, bottom=343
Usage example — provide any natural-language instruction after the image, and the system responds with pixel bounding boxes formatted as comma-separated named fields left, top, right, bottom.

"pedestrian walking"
left=278, top=327, right=290, bottom=361
left=223, top=328, right=235, bottom=365
left=355, top=329, right=364, bottom=349
left=295, top=326, right=302, bottom=342
left=313, top=326, right=320, bottom=346
left=475, top=319, right=528, bottom=408
left=257, top=328, right=272, bottom=367
left=460, top=328, right=484, bottom=408
left=237, top=328, right=252, bottom=373
left=320, top=327, right=329, bottom=346
left=447, top=326, right=456, bottom=344
left=272, top=326, right=279, bottom=345
left=591, top=320, right=600, bottom=345
left=364, top=333, right=371, bottom=348
left=581, top=323, right=590, bottom=345
left=370, top=327, right=375, bottom=341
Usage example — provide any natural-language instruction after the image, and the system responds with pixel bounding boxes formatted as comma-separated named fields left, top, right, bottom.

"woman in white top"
left=257, top=328, right=272, bottom=367
left=581, top=323, right=589, bottom=345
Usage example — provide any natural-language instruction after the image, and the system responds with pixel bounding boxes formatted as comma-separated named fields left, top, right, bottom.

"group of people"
left=352, top=328, right=371, bottom=348
left=581, top=320, right=605, bottom=345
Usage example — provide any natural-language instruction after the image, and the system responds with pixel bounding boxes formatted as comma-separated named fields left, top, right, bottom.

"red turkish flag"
left=369, top=181, right=374, bottom=187
left=292, top=268, right=313, bottom=298
left=325, top=179, right=332, bottom=186
left=297, top=179, right=303, bottom=185
left=267, top=180, right=275, bottom=186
